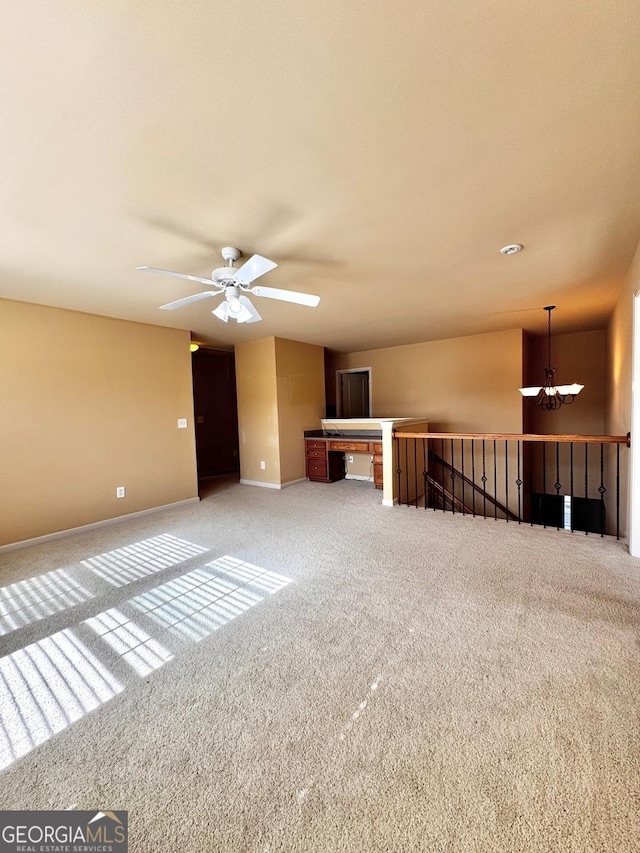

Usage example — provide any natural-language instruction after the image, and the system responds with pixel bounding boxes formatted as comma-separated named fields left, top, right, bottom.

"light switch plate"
left=177, top=418, right=188, bottom=429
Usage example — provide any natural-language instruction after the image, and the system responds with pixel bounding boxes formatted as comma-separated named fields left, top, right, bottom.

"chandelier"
left=519, top=306, right=584, bottom=411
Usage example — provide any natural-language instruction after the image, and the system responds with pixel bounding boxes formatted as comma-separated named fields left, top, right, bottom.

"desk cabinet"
left=305, top=440, right=345, bottom=482
left=372, top=442, right=383, bottom=489
left=305, top=437, right=383, bottom=486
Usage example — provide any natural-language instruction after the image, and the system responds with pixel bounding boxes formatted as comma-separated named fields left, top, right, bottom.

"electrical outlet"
left=116, top=486, right=126, bottom=499
left=260, top=461, right=266, bottom=470
left=177, top=418, right=188, bottom=429
left=348, top=455, right=354, bottom=464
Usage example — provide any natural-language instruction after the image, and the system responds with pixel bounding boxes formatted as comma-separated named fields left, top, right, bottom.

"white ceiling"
left=2, top=1, right=640, bottom=352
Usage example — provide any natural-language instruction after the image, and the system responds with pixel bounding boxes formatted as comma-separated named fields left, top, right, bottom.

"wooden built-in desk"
left=305, top=436, right=383, bottom=487
left=306, top=418, right=429, bottom=505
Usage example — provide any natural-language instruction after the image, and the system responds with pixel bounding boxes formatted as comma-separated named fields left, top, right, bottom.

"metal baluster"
left=493, top=439, right=497, bottom=521
left=414, top=437, right=418, bottom=508
left=472, top=439, right=476, bottom=517
left=570, top=442, right=574, bottom=532
left=584, top=442, right=588, bottom=535
left=431, top=440, right=436, bottom=512
left=451, top=438, right=455, bottom=515
left=441, top=439, right=446, bottom=513
left=423, top=438, right=427, bottom=510
left=482, top=440, right=487, bottom=519
left=461, top=440, right=466, bottom=516
left=599, top=443, right=605, bottom=537
left=505, top=439, right=509, bottom=523
left=616, top=443, right=620, bottom=540
left=396, top=439, right=401, bottom=506
left=516, top=440, right=522, bottom=524
left=405, top=438, right=409, bottom=507
left=529, top=441, right=534, bottom=527
left=542, top=443, right=547, bottom=529
left=555, top=442, right=561, bottom=531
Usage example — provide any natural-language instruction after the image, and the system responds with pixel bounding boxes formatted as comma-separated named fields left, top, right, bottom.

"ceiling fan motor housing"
left=212, top=266, right=237, bottom=284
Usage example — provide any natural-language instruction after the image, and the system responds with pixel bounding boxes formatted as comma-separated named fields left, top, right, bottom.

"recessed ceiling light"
left=500, top=243, right=523, bottom=255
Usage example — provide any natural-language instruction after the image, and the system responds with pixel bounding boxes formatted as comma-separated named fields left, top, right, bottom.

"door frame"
left=336, top=367, right=373, bottom=418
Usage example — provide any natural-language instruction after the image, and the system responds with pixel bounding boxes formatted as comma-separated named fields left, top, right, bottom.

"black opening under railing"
left=393, top=432, right=630, bottom=539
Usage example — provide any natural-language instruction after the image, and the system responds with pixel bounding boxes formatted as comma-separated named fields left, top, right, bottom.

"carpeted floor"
left=1, top=476, right=639, bottom=852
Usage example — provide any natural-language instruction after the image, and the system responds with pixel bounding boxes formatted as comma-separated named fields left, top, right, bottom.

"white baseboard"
left=345, top=474, right=374, bottom=481
left=239, top=479, right=281, bottom=489
left=0, top=497, right=201, bottom=554
left=282, top=478, right=308, bottom=489
left=240, top=478, right=307, bottom=490
left=382, top=497, right=399, bottom=507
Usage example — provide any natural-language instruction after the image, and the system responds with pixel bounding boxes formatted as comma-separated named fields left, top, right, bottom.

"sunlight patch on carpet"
left=0, top=629, right=123, bottom=770
left=130, top=556, right=292, bottom=643
left=0, top=555, right=291, bottom=772
left=80, top=534, right=209, bottom=588
left=0, top=569, right=94, bottom=637
left=85, top=608, right=174, bottom=676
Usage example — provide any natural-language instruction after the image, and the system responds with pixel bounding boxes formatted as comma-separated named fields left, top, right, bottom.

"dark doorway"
left=191, top=348, right=240, bottom=482
left=338, top=370, right=371, bottom=418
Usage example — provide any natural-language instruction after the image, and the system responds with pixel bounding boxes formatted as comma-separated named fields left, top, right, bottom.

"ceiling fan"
left=136, top=247, right=320, bottom=324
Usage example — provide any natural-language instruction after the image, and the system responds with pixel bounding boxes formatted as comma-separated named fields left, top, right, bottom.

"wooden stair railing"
left=393, top=431, right=630, bottom=538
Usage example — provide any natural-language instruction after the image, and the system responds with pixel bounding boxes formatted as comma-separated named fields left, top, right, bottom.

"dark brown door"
left=340, top=371, right=370, bottom=418
left=192, top=349, right=240, bottom=476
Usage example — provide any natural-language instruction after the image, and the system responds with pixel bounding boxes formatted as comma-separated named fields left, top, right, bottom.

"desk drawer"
left=306, top=447, right=327, bottom=459
left=305, top=439, right=327, bottom=451
left=306, top=458, right=328, bottom=479
left=328, top=440, right=370, bottom=452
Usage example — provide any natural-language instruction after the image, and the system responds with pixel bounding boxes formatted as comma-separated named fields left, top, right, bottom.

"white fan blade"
left=159, top=291, right=221, bottom=310
left=234, top=254, right=277, bottom=284
left=251, top=285, right=320, bottom=307
left=238, top=295, right=262, bottom=323
left=137, top=266, right=222, bottom=288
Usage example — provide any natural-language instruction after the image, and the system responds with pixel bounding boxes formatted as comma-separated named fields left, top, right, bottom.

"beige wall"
left=524, top=329, right=606, bottom=436
left=235, top=337, right=325, bottom=486
left=607, top=258, right=637, bottom=438
left=234, top=337, right=280, bottom=484
left=330, top=328, right=524, bottom=433
left=275, top=338, right=325, bottom=484
left=0, top=298, right=198, bottom=547
left=606, top=241, right=639, bottom=537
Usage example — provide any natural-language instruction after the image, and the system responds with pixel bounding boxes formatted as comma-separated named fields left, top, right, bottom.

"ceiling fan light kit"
left=136, top=246, right=319, bottom=324
left=212, top=291, right=262, bottom=324
left=519, top=306, right=584, bottom=410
